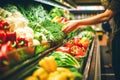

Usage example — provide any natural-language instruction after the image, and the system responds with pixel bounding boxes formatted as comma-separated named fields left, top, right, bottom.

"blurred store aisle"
left=99, top=34, right=115, bottom=80
left=99, top=34, right=108, bottom=46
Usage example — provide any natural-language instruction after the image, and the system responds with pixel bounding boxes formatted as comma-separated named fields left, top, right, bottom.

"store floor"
left=99, top=34, right=115, bottom=80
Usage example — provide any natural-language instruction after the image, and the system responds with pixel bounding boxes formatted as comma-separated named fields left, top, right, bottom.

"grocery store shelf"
left=83, top=35, right=101, bottom=80
left=68, top=5, right=105, bottom=14
left=69, top=9, right=104, bottom=14
left=34, top=0, right=68, bottom=9
left=55, top=0, right=76, bottom=8
left=75, top=0, right=101, bottom=5
left=94, top=37, right=101, bottom=80
left=83, top=37, right=95, bottom=80
left=34, top=0, right=78, bottom=9
left=0, top=43, right=62, bottom=80
left=64, top=0, right=77, bottom=8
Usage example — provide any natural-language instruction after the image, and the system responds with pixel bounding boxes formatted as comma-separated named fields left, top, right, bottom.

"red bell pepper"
left=0, top=41, right=14, bottom=71
left=75, top=48, right=86, bottom=57
left=56, top=46, right=70, bottom=54
left=1, top=41, right=14, bottom=54
left=64, top=39, right=74, bottom=48
left=16, top=37, right=28, bottom=48
left=0, top=30, right=6, bottom=44
left=73, top=38, right=82, bottom=47
left=6, top=31, right=16, bottom=42
left=82, top=44, right=88, bottom=51
left=0, top=52, right=9, bottom=71
left=70, top=45, right=85, bottom=56
left=79, top=38, right=90, bottom=50
left=0, top=20, right=9, bottom=31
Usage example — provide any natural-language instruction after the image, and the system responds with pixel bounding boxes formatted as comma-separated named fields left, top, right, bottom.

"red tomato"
left=73, top=38, right=82, bottom=47
left=82, top=44, right=88, bottom=50
left=80, top=38, right=89, bottom=46
left=79, top=38, right=90, bottom=50
left=70, top=45, right=85, bottom=57
left=65, top=39, right=74, bottom=48
left=70, top=46, right=81, bottom=56
left=75, top=49, right=86, bottom=57
left=56, top=46, right=70, bottom=53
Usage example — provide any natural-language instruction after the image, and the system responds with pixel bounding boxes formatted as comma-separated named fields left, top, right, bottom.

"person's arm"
left=63, top=9, right=115, bottom=34
left=78, top=9, right=114, bottom=25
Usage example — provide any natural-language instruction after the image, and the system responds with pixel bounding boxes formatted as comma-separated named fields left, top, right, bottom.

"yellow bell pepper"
left=48, top=67, right=74, bottom=80
left=38, top=56, right=57, bottom=73
left=32, top=68, right=48, bottom=80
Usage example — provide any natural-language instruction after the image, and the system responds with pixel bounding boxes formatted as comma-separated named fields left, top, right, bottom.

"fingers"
left=62, top=26, right=70, bottom=34
left=62, top=20, right=80, bottom=34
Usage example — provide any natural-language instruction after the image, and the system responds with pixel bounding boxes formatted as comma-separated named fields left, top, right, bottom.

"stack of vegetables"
left=49, top=30, right=94, bottom=71
left=23, top=30, right=94, bottom=80
left=0, top=8, right=35, bottom=71
left=49, top=7, right=73, bottom=20
left=56, top=34, right=92, bottom=60
left=0, top=3, right=66, bottom=71
left=49, top=7, right=79, bottom=39
left=0, top=2, right=96, bottom=80
left=24, top=56, right=83, bottom=80
left=17, top=3, right=65, bottom=53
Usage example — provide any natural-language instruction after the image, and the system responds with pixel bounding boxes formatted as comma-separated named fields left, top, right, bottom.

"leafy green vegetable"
left=65, top=29, right=80, bottom=39
left=51, top=51, right=80, bottom=68
left=40, top=20, right=65, bottom=42
left=78, top=31, right=94, bottom=40
left=66, top=67, right=83, bottom=80
left=3, top=4, right=18, bottom=13
left=35, top=45, right=49, bottom=54
left=49, top=7, right=65, bottom=19
left=34, top=32, right=45, bottom=42
left=18, top=3, right=51, bottom=30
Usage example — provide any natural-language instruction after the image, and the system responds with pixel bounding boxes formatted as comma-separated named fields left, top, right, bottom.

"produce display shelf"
left=34, top=0, right=68, bottom=9
left=68, top=9, right=104, bottom=14
left=0, top=0, right=101, bottom=79
left=82, top=36, right=95, bottom=80
left=0, top=43, right=62, bottom=80
left=0, top=35, right=100, bottom=80
left=83, top=35, right=101, bottom=80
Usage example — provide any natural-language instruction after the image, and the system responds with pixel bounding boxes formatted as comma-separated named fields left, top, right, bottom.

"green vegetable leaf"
left=35, top=45, right=49, bottom=54
left=51, top=51, right=80, bottom=68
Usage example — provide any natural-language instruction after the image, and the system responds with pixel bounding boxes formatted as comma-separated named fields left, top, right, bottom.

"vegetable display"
left=0, top=20, right=35, bottom=71
left=24, top=56, right=82, bottom=80
left=0, top=2, right=66, bottom=72
left=56, top=37, right=90, bottom=59
left=17, top=2, right=51, bottom=30
left=49, top=7, right=74, bottom=20
left=0, top=1, right=96, bottom=80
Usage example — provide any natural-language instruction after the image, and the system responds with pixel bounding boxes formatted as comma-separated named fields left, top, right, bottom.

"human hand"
left=62, top=20, right=80, bottom=34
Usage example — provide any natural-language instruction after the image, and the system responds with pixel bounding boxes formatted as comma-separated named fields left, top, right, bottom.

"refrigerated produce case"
left=83, top=35, right=101, bottom=80
left=0, top=0, right=101, bottom=80
left=0, top=35, right=101, bottom=80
